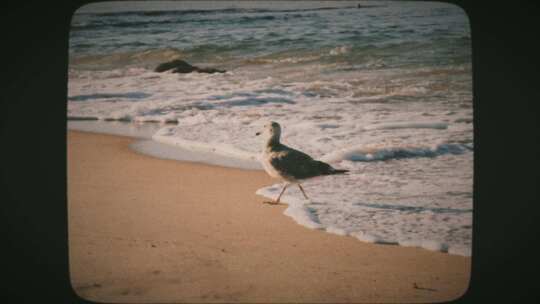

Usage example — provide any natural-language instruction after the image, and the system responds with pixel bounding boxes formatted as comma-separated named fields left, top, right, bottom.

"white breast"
left=261, top=151, right=283, bottom=179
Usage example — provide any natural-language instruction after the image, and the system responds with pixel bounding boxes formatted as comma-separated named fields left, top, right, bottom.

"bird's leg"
left=298, top=183, right=309, bottom=200
left=275, top=183, right=289, bottom=203
left=263, top=183, right=289, bottom=205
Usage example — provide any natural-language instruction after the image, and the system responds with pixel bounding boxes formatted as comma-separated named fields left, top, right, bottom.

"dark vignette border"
left=1, top=0, right=539, bottom=303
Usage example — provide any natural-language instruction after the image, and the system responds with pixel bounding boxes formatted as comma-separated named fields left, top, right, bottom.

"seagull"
left=256, top=121, right=349, bottom=204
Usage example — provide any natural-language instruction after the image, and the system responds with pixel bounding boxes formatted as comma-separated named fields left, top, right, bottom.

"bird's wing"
left=270, top=145, right=330, bottom=180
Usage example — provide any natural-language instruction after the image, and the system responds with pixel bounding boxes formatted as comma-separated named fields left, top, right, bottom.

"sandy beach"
left=68, top=130, right=470, bottom=303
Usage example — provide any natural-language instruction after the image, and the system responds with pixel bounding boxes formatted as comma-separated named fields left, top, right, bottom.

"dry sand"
left=68, top=130, right=470, bottom=303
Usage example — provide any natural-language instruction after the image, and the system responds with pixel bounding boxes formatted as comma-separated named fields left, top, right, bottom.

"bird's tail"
left=316, top=161, right=349, bottom=175
left=330, top=168, right=349, bottom=175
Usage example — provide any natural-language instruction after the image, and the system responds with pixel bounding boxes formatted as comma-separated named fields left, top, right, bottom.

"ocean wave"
left=320, top=142, right=472, bottom=163
left=69, top=45, right=322, bottom=70
left=328, top=45, right=351, bottom=56
left=68, top=92, right=151, bottom=102
left=362, top=121, right=448, bottom=131
left=146, top=125, right=471, bottom=165
left=70, top=48, right=184, bottom=69
left=69, top=37, right=470, bottom=73
left=76, top=6, right=358, bottom=18
left=72, top=9, right=325, bottom=32
left=71, top=19, right=183, bottom=31
left=71, top=14, right=290, bottom=31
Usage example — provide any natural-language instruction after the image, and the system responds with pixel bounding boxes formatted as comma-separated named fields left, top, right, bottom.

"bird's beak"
left=255, top=132, right=261, bottom=136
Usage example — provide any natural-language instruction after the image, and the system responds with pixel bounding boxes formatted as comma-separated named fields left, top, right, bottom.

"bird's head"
left=256, top=121, right=281, bottom=143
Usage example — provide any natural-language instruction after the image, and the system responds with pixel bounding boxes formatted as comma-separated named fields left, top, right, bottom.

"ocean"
left=68, top=1, right=473, bottom=256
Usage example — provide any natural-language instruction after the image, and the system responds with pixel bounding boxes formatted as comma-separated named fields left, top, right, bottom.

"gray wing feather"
left=270, top=145, right=339, bottom=179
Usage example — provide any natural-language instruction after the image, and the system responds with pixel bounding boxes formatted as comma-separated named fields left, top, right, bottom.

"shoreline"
left=70, top=124, right=472, bottom=257
left=68, top=130, right=470, bottom=302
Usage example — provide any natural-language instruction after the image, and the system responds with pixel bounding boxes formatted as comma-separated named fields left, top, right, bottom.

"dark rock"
left=154, top=59, right=196, bottom=73
left=154, top=59, right=225, bottom=74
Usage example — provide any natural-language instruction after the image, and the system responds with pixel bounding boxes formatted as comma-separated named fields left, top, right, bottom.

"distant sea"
left=68, top=1, right=473, bottom=256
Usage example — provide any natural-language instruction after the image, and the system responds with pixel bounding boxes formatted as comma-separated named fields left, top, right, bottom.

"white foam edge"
left=130, top=139, right=262, bottom=170
left=68, top=121, right=262, bottom=170
left=350, top=232, right=472, bottom=256
left=398, top=239, right=471, bottom=256
left=68, top=120, right=161, bottom=139
left=255, top=186, right=324, bottom=230
left=257, top=185, right=471, bottom=257
left=152, top=127, right=262, bottom=167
